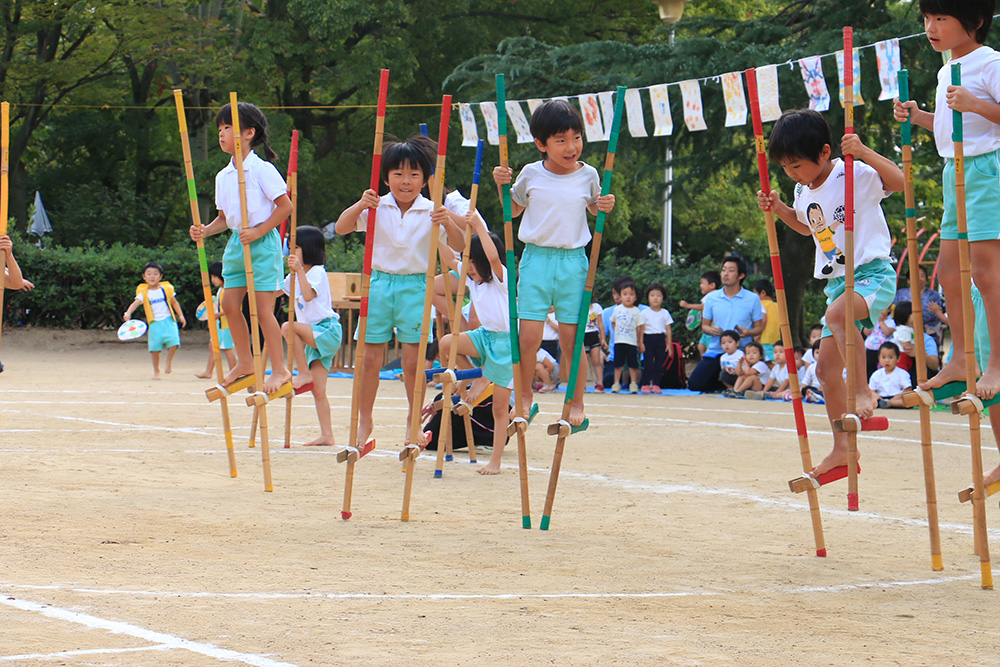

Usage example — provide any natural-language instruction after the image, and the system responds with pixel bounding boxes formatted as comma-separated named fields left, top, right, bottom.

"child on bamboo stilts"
left=492, top=100, right=615, bottom=426
left=188, top=102, right=293, bottom=394
left=282, top=226, right=342, bottom=447
left=196, top=261, right=237, bottom=379
left=438, top=214, right=512, bottom=475
left=335, top=136, right=464, bottom=448
left=894, top=0, right=1000, bottom=400
left=124, top=261, right=187, bottom=380
left=757, top=109, right=903, bottom=477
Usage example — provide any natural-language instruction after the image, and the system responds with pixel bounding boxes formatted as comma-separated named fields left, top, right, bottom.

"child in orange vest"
left=124, top=261, right=186, bottom=379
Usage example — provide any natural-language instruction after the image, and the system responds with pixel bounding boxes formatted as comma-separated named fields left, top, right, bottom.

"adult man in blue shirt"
left=688, top=255, right=765, bottom=392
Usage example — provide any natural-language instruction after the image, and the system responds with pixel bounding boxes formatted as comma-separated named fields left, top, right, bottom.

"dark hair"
left=811, top=338, right=822, bottom=352
left=381, top=135, right=435, bottom=191
left=794, top=346, right=806, bottom=356
left=612, top=275, right=635, bottom=293
left=745, top=341, right=765, bottom=356
left=529, top=99, right=584, bottom=144
left=894, top=300, right=913, bottom=327
left=142, top=261, right=163, bottom=277
left=216, top=102, right=277, bottom=161
left=768, top=109, right=833, bottom=164
left=208, top=261, right=223, bottom=281
left=722, top=255, right=747, bottom=282
left=753, top=279, right=774, bottom=299
left=646, top=282, right=666, bottom=300
left=618, top=280, right=638, bottom=296
left=295, top=226, right=326, bottom=266
left=809, top=323, right=823, bottom=333
left=920, top=0, right=994, bottom=43
left=721, top=329, right=741, bottom=344
left=469, top=231, right=505, bottom=284
left=879, top=341, right=901, bottom=357
left=701, top=270, right=721, bottom=290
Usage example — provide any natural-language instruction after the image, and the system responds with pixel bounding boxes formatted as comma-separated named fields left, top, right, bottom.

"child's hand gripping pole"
left=842, top=27, right=861, bottom=512
left=497, top=73, right=532, bottom=529
left=746, top=67, right=826, bottom=557
left=174, top=90, right=238, bottom=479
left=229, top=91, right=273, bottom=492
left=282, top=130, right=299, bottom=450
left=340, top=68, right=388, bottom=521
left=952, top=63, right=993, bottom=588
left=538, top=86, right=626, bottom=532
left=400, top=94, right=452, bottom=522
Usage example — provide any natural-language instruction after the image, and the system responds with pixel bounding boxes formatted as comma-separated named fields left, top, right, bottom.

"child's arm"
left=757, top=190, right=810, bottom=237
left=287, top=254, right=317, bottom=302
left=335, top=189, right=379, bottom=235
left=467, top=211, right=505, bottom=279
left=432, top=206, right=467, bottom=252
left=665, top=323, right=673, bottom=356
left=637, top=322, right=644, bottom=354
left=735, top=357, right=747, bottom=376
left=945, top=84, right=1000, bottom=126
left=678, top=300, right=703, bottom=311
left=170, top=295, right=187, bottom=328
left=893, top=98, right=934, bottom=132
left=0, top=236, right=23, bottom=289
left=762, top=374, right=776, bottom=392
left=189, top=213, right=228, bottom=242
left=842, top=134, right=904, bottom=193
left=492, top=167, right=524, bottom=218
left=238, top=194, right=293, bottom=245
left=123, top=295, right=141, bottom=321
left=586, top=194, right=615, bottom=217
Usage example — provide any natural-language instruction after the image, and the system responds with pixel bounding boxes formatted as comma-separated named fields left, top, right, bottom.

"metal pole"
left=661, top=26, right=675, bottom=267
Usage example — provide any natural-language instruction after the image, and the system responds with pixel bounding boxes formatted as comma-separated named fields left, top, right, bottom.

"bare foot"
left=357, top=417, right=374, bottom=448
left=920, top=358, right=969, bottom=392
left=854, top=388, right=879, bottom=421
left=264, top=370, right=292, bottom=394
left=984, top=463, right=1000, bottom=488
left=509, top=395, right=533, bottom=421
left=810, top=442, right=851, bottom=478
left=222, top=363, right=255, bottom=387
left=165, top=360, right=173, bottom=374
left=477, top=457, right=502, bottom=475
left=976, top=366, right=1000, bottom=400
left=292, top=370, right=313, bottom=390
left=568, top=401, right=586, bottom=427
left=303, top=434, right=336, bottom=447
left=152, top=374, right=161, bottom=381
left=466, top=376, right=490, bottom=404
left=194, top=372, right=212, bottom=379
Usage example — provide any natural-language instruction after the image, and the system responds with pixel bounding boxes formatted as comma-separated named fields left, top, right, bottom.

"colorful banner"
left=598, top=91, right=616, bottom=140
left=459, top=103, right=479, bottom=147
left=579, top=94, right=605, bottom=142
left=527, top=99, right=543, bottom=114
left=680, top=80, right=707, bottom=132
left=480, top=101, right=500, bottom=146
left=798, top=55, right=831, bottom=112
left=624, top=88, right=648, bottom=138
left=756, top=65, right=782, bottom=122
left=875, top=38, right=901, bottom=101
left=836, top=48, right=864, bottom=106
left=721, top=71, right=747, bottom=127
left=505, top=101, right=533, bottom=144
left=649, top=83, right=673, bottom=136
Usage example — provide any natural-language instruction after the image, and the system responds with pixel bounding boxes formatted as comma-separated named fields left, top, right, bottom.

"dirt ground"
left=2, top=326, right=1000, bottom=666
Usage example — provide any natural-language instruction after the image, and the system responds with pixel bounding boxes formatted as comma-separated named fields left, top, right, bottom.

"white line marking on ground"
left=0, top=645, right=171, bottom=661
left=0, top=595, right=300, bottom=667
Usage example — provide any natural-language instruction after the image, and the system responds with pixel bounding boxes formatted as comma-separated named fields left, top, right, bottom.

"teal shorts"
left=942, top=149, right=1000, bottom=242
left=699, top=332, right=712, bottom=346
left=762, top=343, right=775, bottom=362
left=821, top=258, right=896, bottom=338
left=216, top=324, right=233, bottom=350
left=222, top=228, right=283, bottom=291
left=517, top=244, right=587, bottom=323
left=973, top=285, right=990, bottom=373
left=305, top=316, right=343, bottom=371
left=467, top=326, right=514, bottom=389
left=148, top=318, right=180, bottom=352
left=365, top=270, right=426, bottom=344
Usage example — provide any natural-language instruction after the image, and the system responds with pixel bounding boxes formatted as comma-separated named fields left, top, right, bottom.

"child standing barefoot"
left=124, top=261, right=187, bottom=380
left=281, top=226, right=342, bottom=446
left=188, top=102, right=293, bottom=394
left=196, top=261, right=237, bottom=379
left=758, top=109, right=903, bottom=478
left=493, top=100, right=615, bottom=425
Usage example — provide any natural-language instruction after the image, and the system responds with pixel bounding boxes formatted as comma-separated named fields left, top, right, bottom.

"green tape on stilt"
left=905, top=208, right=916, bottom=217
left=522, top=516, right=531, bottom=529
left=540, top=515, right=550, bottom=531
left=197, top=246, right=209, bottom=274
left=570, top=418, right=589, bottom=435
left=932, top=381, right=966, bottom=401
left=957, top=232, right=969, bottom=240
left=187, top=178, right=198, bottom=203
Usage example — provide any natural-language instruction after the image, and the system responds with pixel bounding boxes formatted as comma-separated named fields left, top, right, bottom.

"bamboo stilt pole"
left=400, top=94, right=452, bottom=522
left=230, top=92, right=273, bottom=492
left=539, top=86, right=626, bottom=531
left=497, top=75, right=532, bottom=528
left=283, top=130, right=299, bottom=449
left=174, top=91, right=238, bottom=478
left=898, top=69, right=943, bottom=571
left=746, top=69, right=827, bottom=556
left=340, top=69, right=389, bottom=521
left=951, top=63, right=993, bottom=589
left=843, top=28, right=860, bottom=512
left=0, top=102, right=8, bottom=353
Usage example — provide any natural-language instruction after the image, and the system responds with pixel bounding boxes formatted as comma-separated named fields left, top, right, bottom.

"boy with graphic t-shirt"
left=124, top=261, right=187, bottom=380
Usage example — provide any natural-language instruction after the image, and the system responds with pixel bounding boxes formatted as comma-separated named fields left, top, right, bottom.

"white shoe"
left=629, top=383, right=639, bottom=394
left=612, top=383, right=621, bottom=393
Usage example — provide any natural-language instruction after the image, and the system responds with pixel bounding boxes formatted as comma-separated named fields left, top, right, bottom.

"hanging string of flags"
left=456, top=33, right=916, bottom=147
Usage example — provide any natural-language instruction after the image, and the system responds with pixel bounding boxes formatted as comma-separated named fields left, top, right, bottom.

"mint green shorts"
left=973, top=285, right=990, bottom=372
left=821, top=258, right=896, bottom=338
left=365, top=270, right=426, bottom=344
left=222, top=228, right=283, bottom=291
left=305, top=316, right=343, bottom=371
left=517, top=244, right=587, bottom=323
left=217, top=325, right=233, bottom=350
left=942, top=149, right=1000, bottom=242
left=148, top=318, right=180, bottom=352
left=467, top=327, right=514, bottom=389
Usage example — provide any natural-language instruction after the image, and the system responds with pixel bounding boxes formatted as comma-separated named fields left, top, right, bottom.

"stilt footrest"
left=788, top=463, right=861, bottom=493
left=832, top=414, right=889, bottom=432
left=337, top=438, right=376, bottom=463
left=951, top=392, right=1000, bottom=416
left=901, top=381, right=965, bottom=408
left=425, top=367, right=483, bottom=382
left=205, top=375, right=255, bottom=402
left=294, top=382, right=314, bottom=396
left=957, top=480, right=1000, bottom=503
left=245, top=382, right=294, bottom=407
left=399, top=440, right=428, bottom=461
left=507, top=402, right=539, bottom=437
left=546, top=417, right=590, bottom=437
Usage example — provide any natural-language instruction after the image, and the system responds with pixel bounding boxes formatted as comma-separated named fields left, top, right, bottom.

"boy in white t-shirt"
left=718, top=330, right=744, bottom=394
left=869, top=341, right=913, bottom=408
left=758, top=109, right=903, bottom=478
left=733, top=341, right=770, bottom=395
left=894, top=1, right=1000, bottom=401
left=640, top=282, right=674, bottom=393
left=123, top=261, right=187, bottom=380
left=610, top=281, right=644, bottom=393
left=747, top=342, right=791, bottom=400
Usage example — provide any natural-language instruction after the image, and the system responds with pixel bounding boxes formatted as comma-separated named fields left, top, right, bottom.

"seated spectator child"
left=869, top=341, right=913, bottom=408
left=801, top=339, right=823, bottom=403
left=862, top=306, right=896, bottom=380
left=718, top=329, right=743, bottom=391
left=747, top=342, right=790, bottom=399
left=890, top=300, right=940, bottom=387
left=733, top=341, right=769, bottom=395
left=801, top=324, right=823, bottom=366
left=534, top=347, right=560, bottom=392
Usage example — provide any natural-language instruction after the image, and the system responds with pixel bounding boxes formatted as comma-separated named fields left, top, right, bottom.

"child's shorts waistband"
left=524, top=243, right=586, bottom=258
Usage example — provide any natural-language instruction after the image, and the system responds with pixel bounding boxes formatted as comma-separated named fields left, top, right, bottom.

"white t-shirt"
left=358, top=193, right=446, bottom=275
left=536, top=347, right=559, bottom=376
left=134, top=287, right=172, bottom=322
left=800, top=362, right=819, bottom=388
left=466, top=265, right=509, bottom=333
left=720, top=349, right=744, bottom=373
left=543, top=312, right=560, bottom=341
left=284, top=265, right=337, bottom=326
left=750, top=360, right=771, bottom=384
left=934, top=46, right=1000, bottom=158
left=770, top=362, right=789, bottom=387
left=511, top=161, right=600, bottom=248
left=869, top=365, right=912, bottom=397
left=642, top=308, right=674, bottom=335
left=215, top=151, right=288, bottom=231
left=611, top=304, right=643, bottom=346
left=585, top=303, right=604, bottom=333
left=793, top=158, right=891, bottom=280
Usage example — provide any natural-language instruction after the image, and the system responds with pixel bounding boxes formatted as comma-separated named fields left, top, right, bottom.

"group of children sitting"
left=719, top=324, right=826, bottom=403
